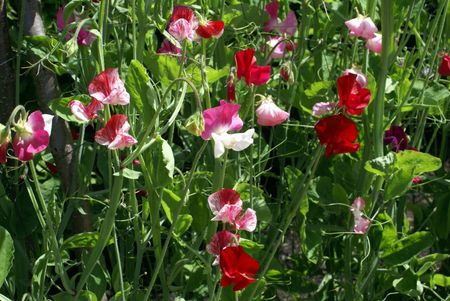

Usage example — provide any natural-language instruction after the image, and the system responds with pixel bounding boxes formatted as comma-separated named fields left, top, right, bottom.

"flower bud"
left=185, top=112, right=205, bottom=136
left=280, top=62, right=294, bottom=84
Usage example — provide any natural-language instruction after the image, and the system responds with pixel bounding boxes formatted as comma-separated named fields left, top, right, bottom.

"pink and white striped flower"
left=68, top=98, right=104, bottom=122
left=167, top=6, right=199, bottom=42
left=12, top=111, right=53, bottom=161
left=95, top=114, right=137, bottom=150
left=312, top=102, right=337, bottom=117
left=343, top=68, right=368, bottom=88
left=88, top=68, right=130, bottom=106
left=207, top=230, right=239, bottom=265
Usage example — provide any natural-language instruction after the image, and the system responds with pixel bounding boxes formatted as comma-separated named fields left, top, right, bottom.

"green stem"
left=143, top=141, right=208, bottom=299
left=113, top=228, right=126, bottom=301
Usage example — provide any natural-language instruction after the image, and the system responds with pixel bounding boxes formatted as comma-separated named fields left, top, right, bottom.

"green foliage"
left=0, top=227, right=14, bottom=289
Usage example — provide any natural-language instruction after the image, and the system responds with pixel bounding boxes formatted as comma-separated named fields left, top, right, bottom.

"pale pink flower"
left=235, top=208, right=257, bottom=232
left=264, top=0, right=298, bottom=36
left=201, top=100, right=243, bottom=140
left=88, top=68, right=130, bottom=105
left=167, top=6, right=198, bottom=42
left=57, top=6, right=96, bottom=46
left=211, top=129, right=255, bottom=158
left=312, top=102, right=337, bottom=117
left=256, top=96, right=289, bottom=126
left=95, top=114, right=137, bottom=149
left=12, top=111, right=53, bottom=161
left=365, top=33, right=382, bottom=54
left=266, top=36, right=295, bottom=59
left=157, top=39, right=182, bottom=55
left=0, top=124, right=9, bottom=164
left=68, top=98, right=103, bottom=122
left=350, top=197, right=370, bottom=234
left=345, top=16, right=378, bottom=39
left=207, top=230, right=239, bottom=265
left=343, top=68, right=368, bottom=88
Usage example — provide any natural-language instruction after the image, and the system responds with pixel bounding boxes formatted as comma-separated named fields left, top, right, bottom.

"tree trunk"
left=0, top=0, right=15, bottom=124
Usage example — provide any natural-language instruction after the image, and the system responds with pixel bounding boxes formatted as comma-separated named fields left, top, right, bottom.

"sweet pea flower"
left=264, top=0, right=298, bottom=36
left=266, top=36, right=296, bottom=59
left=157, top=39, right=182, bottom=56
left=235, top=48, right=271, bottom=86
left=312, top=102, right=337, bottom=117
left=207, top=230, right=239, bottom=265
left=337, top=73, right=371, bottom=116
left=88, top=68, right=130, bottom=105
left=350, top=197, right=370, bottom=234
left=220, top=246, right=260, bottom=291
left=342, top=68, right=368, bottom=88
left=12, top=111, right=53, bottom=161
left=226, top=69, right=236, bottom=101
left=56, top=6, right=96, bottom=46
left=315, top=114, right=360, bottom=158
left=383, top=125, right=408, bottom=152
left=196, top=20, right=224, bottom=39
left=365, top=33, right=382, bottom=53
left=167, top=6, right=198, bottom=42
left=345, top=15, right=378, bottom=39
left=211, top=129, right=255, bottom=158
left=438, top=53, right=450, bottom=76
left=0, top=124, right=9, bottom=164
left=68, top=98, right=103, bottom=122
left=255, top=95, right=289, bottom=126
left=95, top=114, right=137, bottom=149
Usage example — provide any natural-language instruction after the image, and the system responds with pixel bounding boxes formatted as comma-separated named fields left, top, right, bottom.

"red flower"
left=438, top=53, right=450, bottom=76
left=226, top=70, right=236, bottom=101
left=45, top=161, right=58, bottom=175
left=235, top=48, right=271, bottom=86
left=315, top=114, right=360, bottom=158
left=337, top=74, right=371, bottom=116
left=196, top=20, right=224, bottom=39
left=220, top=246, right=260, bottom=291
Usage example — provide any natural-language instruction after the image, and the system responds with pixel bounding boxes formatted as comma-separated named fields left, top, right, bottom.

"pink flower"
left=168, top=6, right=198, bottom=42
left=68, top=98, right=103, bottom=122
left=312, top=102, right=337, bottom=117
left=350, top=197, right=370, bottom=234
left=207, top=230, right=239, bottom=265
left=264, top=0, right=298, bottom=36
left=12, top=111, right=53, bottom=161
left=0, top=124, right=9, bottom=164
left=345, top=16, right=378, bottom=39
left=266, top=36, right=295, bottom=59
left=343, top=68, right=368, bottom=88
left=157, top=39, right=182, bottom=56
left=208, top=188, right=257, bottom=232
left=88, top=68, right=130, bottom=105
left=365, top=33, right=382, bottom=54
left=235, top=48, right=271, bottom=86
left=256, top=96, right=289, bottom=126
left=95, top=114, right=137, bottom=149
left=201, top=100, right=243, bottom=140
left=56, top=6, right=96, bottom=46
left=412, top=176, right=422, bottom=184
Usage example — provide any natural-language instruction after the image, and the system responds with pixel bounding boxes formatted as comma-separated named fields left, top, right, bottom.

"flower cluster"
left=345, top=15, right=381, bottom=53
left=206, top=188, right=259, bottom=291
left=314, top=70, right=371, bottom=157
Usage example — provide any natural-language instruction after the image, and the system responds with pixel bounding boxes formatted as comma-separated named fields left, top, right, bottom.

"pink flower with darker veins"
left=345, top=15, right=378, bottom=39
left=88, top=68, right=130, bottom=105
left=256, top=96, right=289, bottom=126
left=69, top=98, right=104, bottom=122
left=207, top=230, right=239, bottom=265
left=95, top=115, right=137, bottom=150
left=12, top=111, right=53, bottom=161
left=312, top=102, right=337, bottom=117
left=350, top=197, right=370, bottom=234
left=167, top=6, right=198, bottom=42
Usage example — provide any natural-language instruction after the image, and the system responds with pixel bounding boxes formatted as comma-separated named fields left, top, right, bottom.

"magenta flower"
left=167, top=6, right=198, bottom=42
left=95, top=114, right=137, bottom=150
left=256, top=96, right=289, bottom=126
left=88, top=68, right=130, bottom=106
left=68, top=98, right=104, bottom=122
left=0, top=124, right=9, bottom=164
left=342, top=68, right=368, bottom=88
left=312, top=102, right=337, bottom=117
left=365, top=33, right=382, bottom=53
left=56, top=6, right=96, bottom=46
left=350, top=197, right=370, bottom=234
left=12, top=111, right=53, bottom=161
left=345, top=16, right=378, bottom=39
left=157, top=39, right=182, bottom=56
left=264, top=0, right=298, bottom=36
left=207, top=230, right=239, bottom=265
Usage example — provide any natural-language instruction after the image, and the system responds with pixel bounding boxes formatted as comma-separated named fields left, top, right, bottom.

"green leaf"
left=417, top=253, right=450, bottom=265
left=161, top=189, right=182, bottom=223
left=62, top=232, right=114, bottom=250
left=378, top=212, right=397, bottom=251
left=423, top=83, right=450, bottom=106
left=49, top=95, right=91, bottom=123
left=385, top=168, right=415, bottom=200
left=304, top=81, right=333, bottom=97
left=392, top=269, right=423, bottom=297
left=125, top=59, right=157, bottom=124
left=114, top=168, right=142, bottom=180
left=174, top=214, right=192, bottom=236
left=431, top=274, right=450, bottom=288
left=395, top=150, right=441, bottom=175
left=0, top=226, right=14, bottom=289
left=144, top=53, right=181, bottom=87
left=145, top=136, right=174, bottom=188
left=239, top=238, right=265, bottom=250
left=364, top=152, right=396, bottom=176
left=381, top=231, right=434, bottom=266
left=235, top=183, right=272, bottom=229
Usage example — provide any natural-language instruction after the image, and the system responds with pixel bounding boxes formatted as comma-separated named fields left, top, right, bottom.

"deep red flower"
left=438, top=53, right=450, bottom=76
left=315, top=114, right=360, bottom=158
left=337, top=74, right=371, bottom=116
left=219, top=246, right=260, bottom=291
left=196, top=20, right=224, bottom=39
left=45, top=161, right=58, bottom=175
left=384, top=125, right=408, bottom=152
left=226, top=71, right=236, bottom=101
left=235, top=48, right=271, bottom=86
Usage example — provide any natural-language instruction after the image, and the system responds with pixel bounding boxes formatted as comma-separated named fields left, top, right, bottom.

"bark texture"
left=0, top=0, right=15, bottom=124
